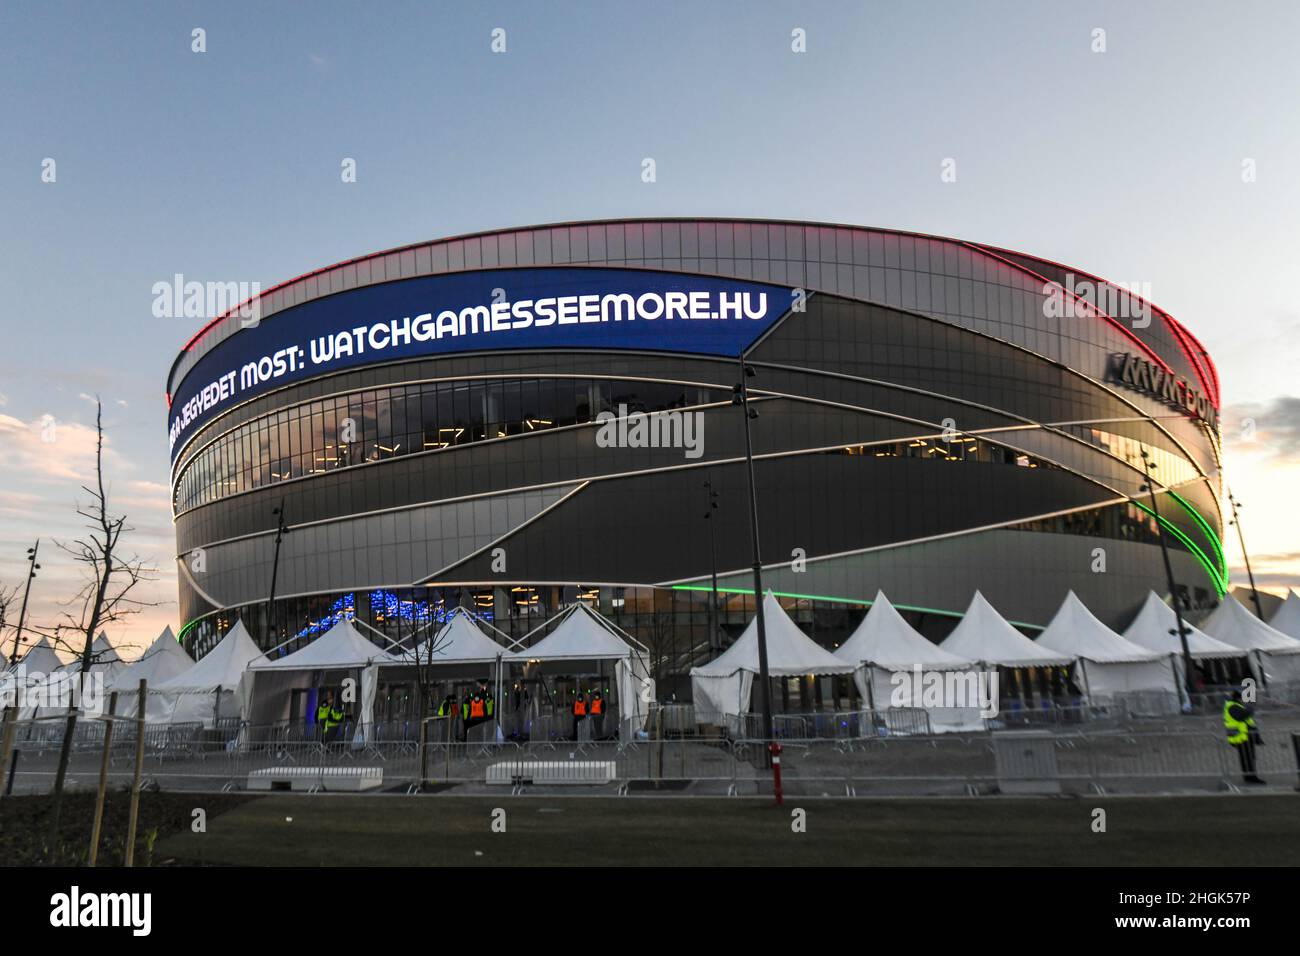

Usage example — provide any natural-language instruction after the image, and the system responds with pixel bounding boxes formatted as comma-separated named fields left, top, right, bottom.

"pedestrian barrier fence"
left=4, top=710, right=1300, bottom=796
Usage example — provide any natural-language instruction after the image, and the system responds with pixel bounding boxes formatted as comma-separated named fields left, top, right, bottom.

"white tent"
left=0, top=637, right=67, bottom=720
left=1035, top=591, right=1179, bottom=706
left=110, top=627, right=194, bottom=692
left=690, top=591, right=853, bottom=720
left=1268, top=590, right=1300, bottom=640
left=8, top=637, right=63, bottom=675
left=516, top=603, right=655, bottom=737
left=1199, top=593, right=1300, bottom=686
left=389, top=609, right=518, bottom=665
left=104, top=627, right=194, bottom=719
left=1123, top=592, right=1246, bottom=698
left=939, top=592, right=1073, bottom=667
left=833, top=591, right=983, bottom=732
left=150, top=620, right=263, bottom=726
left=247, top=618, right=393, bottom=737
left=1122, top=592, right=1242, bottom=659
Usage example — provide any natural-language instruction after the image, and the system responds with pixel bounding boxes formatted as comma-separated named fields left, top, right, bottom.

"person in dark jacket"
left=1223, top=690, right=1264, bottom=784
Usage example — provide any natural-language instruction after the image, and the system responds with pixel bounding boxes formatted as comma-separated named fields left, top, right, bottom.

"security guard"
left=469, top=692, right=487, bottom=723
left=589, top=688, right=605, bottom=739
left=1223, top=689, right=1264, bottom=784
left=572, top=688, right=587, bottom=739
left=317, top=689, right=345, bottom=744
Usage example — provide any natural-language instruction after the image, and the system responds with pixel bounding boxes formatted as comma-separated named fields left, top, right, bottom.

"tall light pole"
left=733, top=355, right=774, bottom=750
left=266, top=499, right=290, bottom=647
left=1226, top=489, right=1264, bottom=620
left=703, top=478, right=720, bottom=652
left=10, top=540, right=40, bottom=662
left=1138, top=451, right=1196, bottom=701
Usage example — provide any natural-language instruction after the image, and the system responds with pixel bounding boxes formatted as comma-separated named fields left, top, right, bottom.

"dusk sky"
left=2, top=1, right=1298, bottom=658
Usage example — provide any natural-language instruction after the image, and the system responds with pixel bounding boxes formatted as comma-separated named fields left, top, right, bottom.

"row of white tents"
left=9, top=588, right=1300, bottom=738
left=3, top=604, right=655, bottom=741
left=691, top=589, right=1300, bottom=731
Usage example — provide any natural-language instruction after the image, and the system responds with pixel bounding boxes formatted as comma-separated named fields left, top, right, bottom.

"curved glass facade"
left=167, top=220, right=1224, bottom=672
left=174, top=376, right=722, bottom=513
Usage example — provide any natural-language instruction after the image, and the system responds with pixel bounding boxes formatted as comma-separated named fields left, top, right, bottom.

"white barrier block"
left=485, top=760, right=617, bottom=785
left=247, top=766, right=384, bottom=791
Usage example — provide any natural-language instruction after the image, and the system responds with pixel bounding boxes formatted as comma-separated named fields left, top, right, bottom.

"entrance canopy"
left=939, top=592, right=1072, bottom=667
left=516, top=603, right=645, bottom=662
left=249, top=618, right=390, bottom=672
left=388, top=609, right=518, bottom=666
left=1122, top=592, right=1241, bottom=659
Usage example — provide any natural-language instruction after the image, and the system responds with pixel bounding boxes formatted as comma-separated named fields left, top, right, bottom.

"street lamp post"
left=266, top=500, right=291, bottom=646
left=733, top=355, right=775, bottom=752
left=703, top=478, right=720, bottom=652
left=10, top=541, right=40, bottom=662
left=1138, top=451, right=1196, bottom=701
left=1227, top=490, right=1264, bottom=620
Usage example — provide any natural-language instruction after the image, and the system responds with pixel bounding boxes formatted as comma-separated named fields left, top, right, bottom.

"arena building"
left=166, top=219, right=1225, bottom=700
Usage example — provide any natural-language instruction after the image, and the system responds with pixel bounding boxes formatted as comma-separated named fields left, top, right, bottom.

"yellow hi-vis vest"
left=1223, top=699, right=1253, bottom=745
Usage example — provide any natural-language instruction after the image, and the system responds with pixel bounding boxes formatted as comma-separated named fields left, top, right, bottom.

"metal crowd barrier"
left=6, top=712, right=1298, bottom=797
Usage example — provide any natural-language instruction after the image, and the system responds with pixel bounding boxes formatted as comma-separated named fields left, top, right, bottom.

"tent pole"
left=1078, top=658, right=1092, bottom=706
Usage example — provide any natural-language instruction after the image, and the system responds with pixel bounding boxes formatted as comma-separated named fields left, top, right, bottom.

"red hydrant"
left=769, top=741, right=783, bottom=806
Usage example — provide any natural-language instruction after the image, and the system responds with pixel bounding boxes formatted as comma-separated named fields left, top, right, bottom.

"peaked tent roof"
left=154, top=620, right=262, bottom=691
left=1267, top=590, right=1300, bottom=641
left=250, top=617, right=390, bottom=671
left=1199, top=593, right=1300, bottom=653
left=8, top=637, right=63, bottom=675
left=1036, top=591, right=1167, bottom=663
left=939, top=592, right=1073, bottom=666
left=1122, top=592, right=1242, bottom=659
left=109, top=627, right=194, bottom=690
left=692, top=592, right=853, bottom=677
left=388, top=610, right=517, bottom=665
left=65, top=632, right=124, bottom=675
left=519, top=604, right=641, bottom=661
left=834, top=591, right=973, bottom=670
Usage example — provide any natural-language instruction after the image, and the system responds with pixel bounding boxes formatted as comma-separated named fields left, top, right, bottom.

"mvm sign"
left=1108, top=353, right=1218, bottom=430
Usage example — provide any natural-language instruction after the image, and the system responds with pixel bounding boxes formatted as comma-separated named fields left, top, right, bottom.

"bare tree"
left=0, top=582, right=17, bottom=659
left=45, top=399, right=157, bottom=859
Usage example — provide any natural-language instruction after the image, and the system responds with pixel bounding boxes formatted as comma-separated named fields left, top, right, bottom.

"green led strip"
left=1133, top=500, right=1227, bottom=596
left=669, top=584, right=1045, bottom=630
left=177, top=615, right=204, bottom=644
left=1168, top=489, right=1227, bottom=579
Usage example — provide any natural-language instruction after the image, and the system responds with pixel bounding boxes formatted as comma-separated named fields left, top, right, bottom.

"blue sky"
left=2, top=1, right=1299, bottom=654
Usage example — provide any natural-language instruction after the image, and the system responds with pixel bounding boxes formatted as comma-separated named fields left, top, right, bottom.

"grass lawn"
left=153, top=793, right=1300, bottom=866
